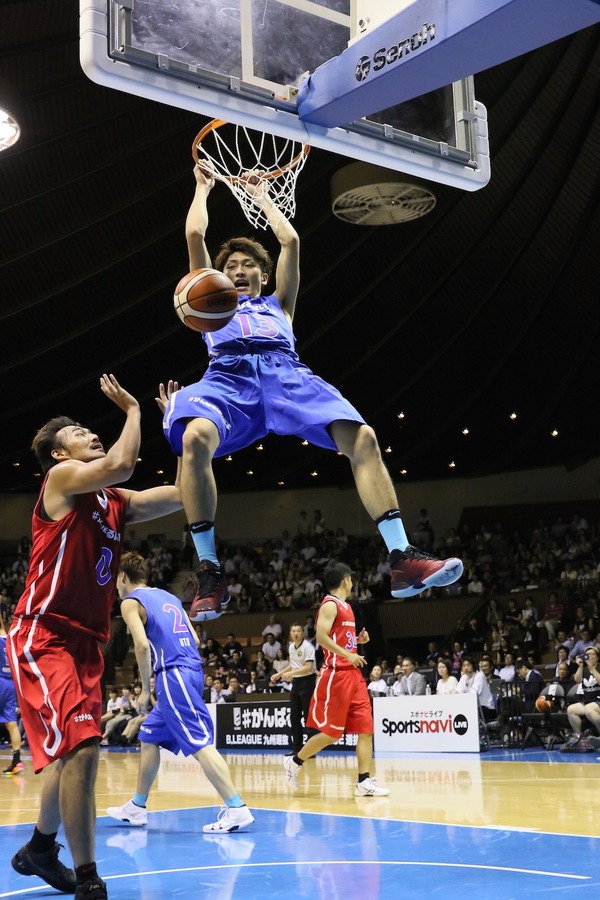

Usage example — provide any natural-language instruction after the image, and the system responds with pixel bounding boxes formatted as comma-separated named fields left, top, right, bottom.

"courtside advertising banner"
left=373, top=694, right=480, bottom=752
left=216, top=700, right=358, bottom=751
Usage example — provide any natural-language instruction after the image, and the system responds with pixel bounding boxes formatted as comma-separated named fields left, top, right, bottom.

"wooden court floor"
left=2, top=745, right=600, bottom=898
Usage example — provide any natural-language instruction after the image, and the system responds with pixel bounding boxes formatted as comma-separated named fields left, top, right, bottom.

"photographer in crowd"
left=567, top=645, right=600, bottom=738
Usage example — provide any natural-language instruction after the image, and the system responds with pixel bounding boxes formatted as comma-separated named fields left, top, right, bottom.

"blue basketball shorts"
left=162, top=352, right=366, bottom=457
left=138, top=666, right=214, bottom=756
left=0, top=677, right=18, bottom=723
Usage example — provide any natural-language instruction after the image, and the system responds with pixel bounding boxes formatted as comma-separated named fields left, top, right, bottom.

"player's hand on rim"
left=194, top=160, right=216, bottom=189
left=241, top=169, right=270, bottom=201
left=155, top=380, right=180, bottom=414
left=100, top=374, right=139, bottom=413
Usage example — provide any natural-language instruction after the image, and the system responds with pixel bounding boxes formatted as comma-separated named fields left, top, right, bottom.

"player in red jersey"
left=283, top=561, right=389, bottom=797
left=7, top=375, right=182, bottom=900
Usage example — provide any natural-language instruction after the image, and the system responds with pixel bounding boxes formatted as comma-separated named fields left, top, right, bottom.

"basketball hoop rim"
left=192, top=119, right=310, bottom=181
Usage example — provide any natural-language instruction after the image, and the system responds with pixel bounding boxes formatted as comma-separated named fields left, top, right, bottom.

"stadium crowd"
left=3, top=506, right=600, bottom=752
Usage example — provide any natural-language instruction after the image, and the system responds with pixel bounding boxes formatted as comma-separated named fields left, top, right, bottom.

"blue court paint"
left=4, top=746, right=600, bottom=897
left=2, top=802, right=600, bottom=899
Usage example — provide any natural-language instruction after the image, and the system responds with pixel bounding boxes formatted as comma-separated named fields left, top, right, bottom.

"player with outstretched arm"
left=8, top=377, right=181, bottom=900
left=163, top=163, right=463, bottom=620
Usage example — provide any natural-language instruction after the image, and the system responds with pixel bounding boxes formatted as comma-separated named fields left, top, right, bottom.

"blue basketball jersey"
left=203, top=293, right=298, bottom=360
left=0, top=635, right=12, bottom=680
left=128, top=587, right=202, bottom=674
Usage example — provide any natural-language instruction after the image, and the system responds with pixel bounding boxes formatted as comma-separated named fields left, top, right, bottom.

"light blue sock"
left=133, top=792, right=147, bottom=808
left=190, top=521, right=218, bottom=565
left=224, top=794, right=244, bottom=808
left=377, top=509, right=409, bottom=551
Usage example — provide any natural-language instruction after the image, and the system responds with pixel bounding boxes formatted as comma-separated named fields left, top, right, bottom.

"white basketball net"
left=193, top=121, right=310, bottom=230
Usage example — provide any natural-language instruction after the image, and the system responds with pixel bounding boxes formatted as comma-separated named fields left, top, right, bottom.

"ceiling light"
left=0, top=79, right=21, bottom=151
left=551, top=429, right=559, bottom=437
left=246, top=470, right=254, bottom=475
left=225, top=455, right=233, bottom=461
left=301, top=440, right=309, bottom=446
left=462, top=428, right=469, bottom=435
left=277, top=480, right=285, bottom=485
left=310, top=471, right=318, bottom=477
left=397, top=412, right=405, bottom=419
left=384, top=446, right=392, bottom=453
left=509, top=412, right=517, bottom=420
left=256, top=444, right=263, bottom=450
left=449, top=461, right=456, bottom=468
left=400, top=469, right=407, bottom=475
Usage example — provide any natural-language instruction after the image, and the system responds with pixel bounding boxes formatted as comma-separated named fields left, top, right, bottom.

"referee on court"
left=270, top=623, right=317, bottom=755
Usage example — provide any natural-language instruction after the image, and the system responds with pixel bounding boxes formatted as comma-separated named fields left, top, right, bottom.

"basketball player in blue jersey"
left=106, top=553, right=253, bottom=833
left=0, top=614, right=23, bottom=775
left=163, top=164, right=463, bottom=617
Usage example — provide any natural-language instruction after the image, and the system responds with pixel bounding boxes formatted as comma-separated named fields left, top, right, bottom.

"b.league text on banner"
left=215, top=700, right=358, bottom=751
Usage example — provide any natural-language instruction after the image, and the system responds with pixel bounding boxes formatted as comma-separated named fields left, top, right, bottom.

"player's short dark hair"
left=323, top=562, right=352, bottom=592
left=31, top=416, right=79, bottom=472
left=214, top=236, right=273, bottom=278
left=119, top=552, right=150, bottom=585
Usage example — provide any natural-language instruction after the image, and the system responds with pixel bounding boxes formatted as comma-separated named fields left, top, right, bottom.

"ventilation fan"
left=331, top=162, right=436, bottom=225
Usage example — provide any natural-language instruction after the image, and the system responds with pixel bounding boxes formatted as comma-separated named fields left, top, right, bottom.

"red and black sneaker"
left=189, top=560, right=230, bottom=622
left=390, top=546, right=463, bottom=598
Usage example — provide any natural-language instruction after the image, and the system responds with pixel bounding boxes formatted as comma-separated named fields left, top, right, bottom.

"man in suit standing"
left=398, top=657, right=427, bottom=695
left=515, top=658, right=544, bottom=712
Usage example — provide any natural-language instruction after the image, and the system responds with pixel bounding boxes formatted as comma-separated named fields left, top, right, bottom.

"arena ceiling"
left=1, top=2, right=599, bottom=497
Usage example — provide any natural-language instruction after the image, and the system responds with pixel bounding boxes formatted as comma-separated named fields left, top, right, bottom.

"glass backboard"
left=80, top=0, right=490, bottom=190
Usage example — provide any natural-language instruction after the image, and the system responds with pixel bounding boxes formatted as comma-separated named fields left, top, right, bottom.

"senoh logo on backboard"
left=355, top=23, right=436, bottom=82
left=382, top=713, right=469, bottom=736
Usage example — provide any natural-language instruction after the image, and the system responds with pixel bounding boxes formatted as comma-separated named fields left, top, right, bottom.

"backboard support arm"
left=297, top=0, right=600, bottom=128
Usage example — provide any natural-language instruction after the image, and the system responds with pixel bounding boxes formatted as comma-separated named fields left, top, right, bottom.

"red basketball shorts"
left=307, top=666, right=373, bottom=738
left=8, top=617, right=104, bottom=772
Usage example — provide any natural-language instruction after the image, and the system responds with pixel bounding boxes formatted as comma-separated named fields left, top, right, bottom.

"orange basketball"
left=174, top=268, right=238, bottom=333
left=535, top=696, right=552, bottom=713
